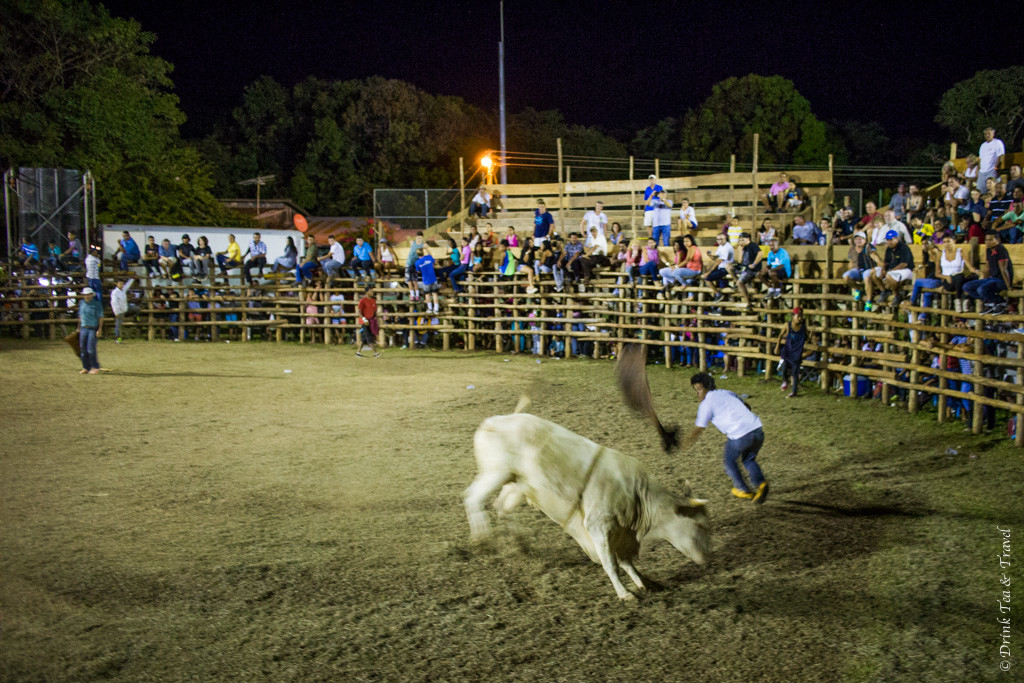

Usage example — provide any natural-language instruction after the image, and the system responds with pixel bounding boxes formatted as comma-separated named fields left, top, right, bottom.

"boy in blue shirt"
left=757, top=238, right=792, bottom=299
left=415, top=247, right=441, bottom=314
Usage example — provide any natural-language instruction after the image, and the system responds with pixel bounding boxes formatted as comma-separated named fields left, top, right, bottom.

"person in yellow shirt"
left=909, top=215, right=934, bottom=244
left=215, top=234, right=243, bottom=275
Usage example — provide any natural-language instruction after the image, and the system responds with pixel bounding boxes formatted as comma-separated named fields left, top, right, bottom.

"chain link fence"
left=373, top=189, right=462, bottom=233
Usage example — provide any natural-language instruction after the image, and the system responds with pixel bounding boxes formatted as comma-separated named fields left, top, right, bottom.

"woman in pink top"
left=659, top=237, right=687, bottom=287
left=506, top=227, right=519, bottom=248
left=665, top=234, right=703, bottom=288
left=448, top=235, right=473, bottom=293
left=638, top=238, right=663, bottom=283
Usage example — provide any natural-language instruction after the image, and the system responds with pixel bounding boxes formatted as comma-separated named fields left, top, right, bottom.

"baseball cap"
left=648, top=174, right=657, bottom=179
left=792, top=307, right=803, bottom=315
left=885, top=230, right=899, bottom=240
left=81, top=287, right=94, bottom=295
left=853, top=231, right=867, bottom=239
left=181, top=234, right=190, bottom=240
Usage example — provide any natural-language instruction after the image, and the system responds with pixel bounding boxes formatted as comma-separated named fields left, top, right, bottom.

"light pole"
left=499, top=0, right=507, bottom=186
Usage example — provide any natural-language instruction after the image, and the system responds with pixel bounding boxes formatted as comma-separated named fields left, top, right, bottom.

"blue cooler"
left=843, top=374, right=870, bottom=397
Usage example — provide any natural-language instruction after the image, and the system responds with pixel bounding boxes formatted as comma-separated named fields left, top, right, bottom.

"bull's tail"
left=514, top=395, right=531, bottom=414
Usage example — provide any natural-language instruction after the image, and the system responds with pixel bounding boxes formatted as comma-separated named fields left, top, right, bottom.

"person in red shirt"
left=356, top=285, right=382, bottom=358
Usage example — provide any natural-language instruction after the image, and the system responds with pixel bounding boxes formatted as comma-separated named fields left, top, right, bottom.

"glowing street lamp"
left=480, top=154, right=495, bottom=185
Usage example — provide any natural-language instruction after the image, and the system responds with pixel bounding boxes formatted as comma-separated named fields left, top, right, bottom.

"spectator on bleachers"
left=448, top=236, right=472, bottom=293
left=581, top=226, right=610, bottom=288
left=517, top=237, right=539, bottom=294
left=678, top=198, right=698, bottom=234
left=539, top=237, right=565, bottom=291
left=638, top=237, right=664, bottom=285
left=819, top=217, right=836, bottom=244
left=868, top=230, right=915, bottom=309
left=909, top=242, right=941, bottom=317
left=113, top=231, right=141, bottom=271
left=941, top=160, right=957, bottom=183
left=62, top=230, right=82, bottom=271
left=42, top=240, right=61, bottom=273
left=986, top=183, right=1012, bottom=225
left=141, top=236, right=160, bottom=277
left=856, top=201, right=884, bottom=233
left=622, top=239, right=641, bottom=285
left=992, top=190, right=1024, bottom=245
left=608, top=221, right=624, bottom=246
left=782, top=181, right=806, bottom=213
left=867, top=215, right=888, bottom=247
left=1006, top=165, right=1024, bottom=196
left=672, top=234, right=704, bottom=291
left=559, top=232, right=585, bottom=287
left=963, top=187, right=986, bottom=221
left=963, top=155, right=980, bottom=188
left=319, top=234, right=346, bottom=282
left=469, top=186, right=491, bottom=218
left=404, top=232, right=425, bottom=301
left=833, top=207, right=857, bottom=243
left=930, top=235, right=972, bottom=313
left=304, top=282, right=322, bottom=326
left=84, top=245, right=102, bottom=296
left=909, top=215, right=935, bottom=244
left=889, top=182, right=910, bottom=220
left=506, top=227, right=520, bottom=248
left=963, top=231, right=1013, bottom=315
left=905, top=184, right=925, bottom=219
left=176, top=235, right=195, bottom=276
left=241, top=232, right=268, bottom=284
left=762, top=172, right=789, bottom=213
left=643, top=174, right=664, bottom=228
left=725, top=216, right=743, bottom=247
left=755, top=217, right=775, bottom=246
left=378, top=238, right=399, bottom=277
left=659, top=236, right=690, bottom=292
left=296, top=234, right=320, bottom=285
left=978, top=127, right=1006, bottom=191
left=271, top=236, right=298, bottom=273
left=647, top=187, right=673, bottom=246
left=791, top=215, right=824, bottom=245
left=757, top=238, right=791, bottom=300
left=943, top=177, right=969, bottom=213
left=349, top=236, right=376, bottom=283
left=158, top=238, right=177, bottom=278
left=883, top=209, right=912, bottom=244
left=483, top=223, right=497, bottom=247
left=733, top=232, right=764, bottom=309
left=215, top=234, right=243, bottom=276
left=580, top=201, right=608, bottom=238
left=704, top=233, right=735, bottom=301
left=193, top=236, right=213, bottom=281
left=469, top=240, right=487, bottom=279
left=494, top=239, right=517, bottom=286
left=534, top=201, right=554, bottom=244
left=843, top=232, right=878, bottom=302
left=928, top=218, right=950, bottom=245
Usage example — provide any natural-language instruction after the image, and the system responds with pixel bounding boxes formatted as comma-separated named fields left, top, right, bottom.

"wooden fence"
left=3, top=262, right=1023, bottom=447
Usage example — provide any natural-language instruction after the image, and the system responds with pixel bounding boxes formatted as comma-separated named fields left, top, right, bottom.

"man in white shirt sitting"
left=703, top=233, right=735, bottom=301
left=680, top=373, right=769, bottom=503
left=581, top=226, right=610, bottom=286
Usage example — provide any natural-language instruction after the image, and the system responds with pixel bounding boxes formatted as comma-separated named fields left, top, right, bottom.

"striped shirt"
left=248, top=240, right=267, bottom=256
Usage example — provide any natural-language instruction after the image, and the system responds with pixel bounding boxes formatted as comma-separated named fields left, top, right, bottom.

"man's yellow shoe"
left=730, top=487, right=754, bottom=500
left=753, top=481, right=770, bottom=505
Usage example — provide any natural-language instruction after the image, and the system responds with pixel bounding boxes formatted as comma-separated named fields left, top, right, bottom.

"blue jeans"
left=120, top=254, right=139, bottom=270
left=295, top=262, right=318, bottom=284
left=911, top=278, right=941, bottom=307
left=652, top=224, right=671, bottom=246
left=448, top=263, right=469, bottom=291
left=79, top=327, right=99, bottom=370
left=87, top=278, right=103, bottom=298
left=723, top=427, right=765, bottom=493
left=963, top=277, right=1006, bottom=303
left=216, top=255, right=240, bottom=273
left=639, top=261, right=660, bottom=279
left=998, top=227, right=1020, bottom=245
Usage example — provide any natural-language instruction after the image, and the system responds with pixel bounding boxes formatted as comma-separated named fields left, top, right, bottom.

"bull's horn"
left=688, top=498, right=708, bottom=507
left=514, top=395, right=531, bottom=413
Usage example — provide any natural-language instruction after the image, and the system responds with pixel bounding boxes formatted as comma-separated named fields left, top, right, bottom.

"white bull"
left=464, top=412, right=711, bottom=600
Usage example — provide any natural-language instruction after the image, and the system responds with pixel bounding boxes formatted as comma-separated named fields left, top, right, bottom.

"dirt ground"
left=1, top=339, right=1022, bottom=682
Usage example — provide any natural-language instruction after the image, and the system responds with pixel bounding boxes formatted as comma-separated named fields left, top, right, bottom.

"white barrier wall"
left=101, top=225, right=303, bottom=266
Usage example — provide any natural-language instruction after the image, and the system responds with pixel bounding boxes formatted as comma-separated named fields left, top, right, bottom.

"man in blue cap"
left=866, top=229, right=914, bottom=309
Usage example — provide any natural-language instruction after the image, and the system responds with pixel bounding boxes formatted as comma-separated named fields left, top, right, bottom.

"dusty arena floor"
left=1, top=339, right=1022, bottom=681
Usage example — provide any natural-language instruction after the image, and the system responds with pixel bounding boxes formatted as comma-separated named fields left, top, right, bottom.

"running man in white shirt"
left=680, top=372, right=769, bottom=503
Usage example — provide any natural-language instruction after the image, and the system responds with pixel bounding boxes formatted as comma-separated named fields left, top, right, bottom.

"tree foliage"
left=0, top=0, right=242, bottom=225
left=203, top=76, right=492, bottom=216
left=679, top=74, right=831, bottom=166
left=935, top=66, right=1024, bottom=151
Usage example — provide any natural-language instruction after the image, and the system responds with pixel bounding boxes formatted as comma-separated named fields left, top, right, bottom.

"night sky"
left=102, top=0, right=1024, bottom=142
